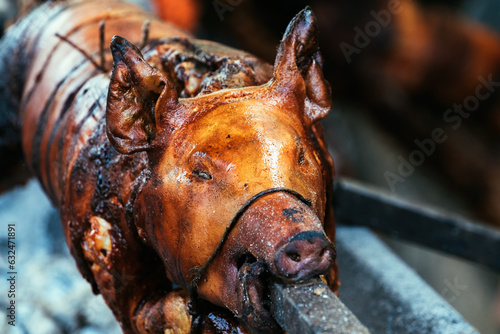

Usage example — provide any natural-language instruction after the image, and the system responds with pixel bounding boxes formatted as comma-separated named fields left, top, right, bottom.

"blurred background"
left=0, top=0, right=500, bottom=332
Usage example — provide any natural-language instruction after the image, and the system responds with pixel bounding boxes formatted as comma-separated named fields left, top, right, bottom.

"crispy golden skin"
left=6, top=0, right=336, bottom=332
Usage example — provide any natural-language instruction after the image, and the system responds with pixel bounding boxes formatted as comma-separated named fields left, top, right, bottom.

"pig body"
left=0, top=0, right=337, bottom=332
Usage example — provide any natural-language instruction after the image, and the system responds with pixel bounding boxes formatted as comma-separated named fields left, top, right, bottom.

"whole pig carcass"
left=0, top=0, right=337, bottom=332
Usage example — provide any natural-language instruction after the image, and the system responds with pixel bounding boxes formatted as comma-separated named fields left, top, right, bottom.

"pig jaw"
left=197, top=192, right=335, bottom=332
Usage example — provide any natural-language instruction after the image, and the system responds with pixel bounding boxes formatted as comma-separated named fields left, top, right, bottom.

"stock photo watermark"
left=112, top=268, right=135, bottom=294
left=339, top=0, right=404, bottom=64
left=441, top=277, right=467, bottom=304
left=384, top=74, right=500, bottom=191
left=5, top=223, right=16, bottom=326
left=212, top=0, right=244, bottom=21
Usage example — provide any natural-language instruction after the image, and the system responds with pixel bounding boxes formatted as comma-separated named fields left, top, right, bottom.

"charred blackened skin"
left=282, top=207, right=305, bottom=223
left=2, top=0, right=338, bottom=333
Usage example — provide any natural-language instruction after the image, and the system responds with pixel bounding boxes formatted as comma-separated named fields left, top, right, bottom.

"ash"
left=0, top=179, right=121, bottom=334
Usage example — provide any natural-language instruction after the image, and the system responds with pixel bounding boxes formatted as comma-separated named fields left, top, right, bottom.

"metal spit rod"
left=271, top=279, right=371, bottom=334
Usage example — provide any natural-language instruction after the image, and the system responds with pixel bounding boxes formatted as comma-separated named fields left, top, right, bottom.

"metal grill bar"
left=333, top=178, right=500, bottom=271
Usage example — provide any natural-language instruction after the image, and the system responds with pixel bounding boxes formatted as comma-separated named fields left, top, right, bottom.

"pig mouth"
left=236, top=253, right=280, bottom=332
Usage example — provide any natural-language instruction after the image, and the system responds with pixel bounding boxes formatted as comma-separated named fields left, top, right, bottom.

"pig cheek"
left=176, top=183, right=240, bottom=286
left=137, top=178, right=191, bottom=286
left=159, top=191, right=209, bottom=287
left=141, top=190, right=184, bottom=284
left=196, top=250, right=242, bottom=314
left=184, top=194, right=249, bottom=312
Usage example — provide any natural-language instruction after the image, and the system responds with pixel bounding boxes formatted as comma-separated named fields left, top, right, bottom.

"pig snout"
left=274, top=231, right=334, bottom=280
left=196, top=191, right=335, bottom=332
left=232, top=192, right=335, bottom=281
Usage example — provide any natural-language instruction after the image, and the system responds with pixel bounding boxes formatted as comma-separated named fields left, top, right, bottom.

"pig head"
left=105, top=7, right=335, bottom=332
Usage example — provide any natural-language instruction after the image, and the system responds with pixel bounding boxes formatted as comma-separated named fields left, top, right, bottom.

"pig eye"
left=193, top=169, right=213, bottom=181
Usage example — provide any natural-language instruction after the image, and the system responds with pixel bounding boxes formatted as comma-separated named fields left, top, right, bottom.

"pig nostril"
left=236, top=252, right=257, bottom=270
left=275, top=232, right=334, bottom=280
left=287, top=252, right=301, bottom=262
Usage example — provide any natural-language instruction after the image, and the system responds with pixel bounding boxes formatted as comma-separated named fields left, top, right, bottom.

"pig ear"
left=106, top=36, right=178, bottom=154
left=272, top=7, right=332, bottom=124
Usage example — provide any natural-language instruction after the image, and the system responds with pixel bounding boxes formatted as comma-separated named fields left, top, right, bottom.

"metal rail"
left=333, top=177, right=500, bottom=271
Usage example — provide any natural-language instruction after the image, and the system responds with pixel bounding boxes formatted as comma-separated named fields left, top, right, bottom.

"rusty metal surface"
left=333, top=178, right=500, bottom=271
left=271, top=279, right=371, bottom=334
